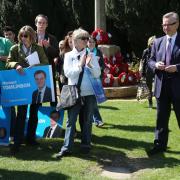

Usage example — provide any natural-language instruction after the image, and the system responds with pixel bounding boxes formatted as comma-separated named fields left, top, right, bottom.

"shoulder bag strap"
left=76, top=50, right=88, bottom=94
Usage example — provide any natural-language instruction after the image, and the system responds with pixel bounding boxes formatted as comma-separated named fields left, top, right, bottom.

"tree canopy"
left=1, top=0, right=180, bottom=57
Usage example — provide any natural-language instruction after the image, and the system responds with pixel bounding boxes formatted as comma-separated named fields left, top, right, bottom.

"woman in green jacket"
left=6, top=25, right=48, bottom=155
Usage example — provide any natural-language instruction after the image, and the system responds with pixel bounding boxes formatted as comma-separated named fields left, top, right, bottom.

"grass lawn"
left=0, top=99, right=180, bottom=180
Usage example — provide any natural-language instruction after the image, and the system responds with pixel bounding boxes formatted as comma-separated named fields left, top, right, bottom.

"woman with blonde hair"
left=140, top=35, right=156, bottom=108
left=56, top=28, right=101, bottom=158
left=6, top=25, right=48, bottom=154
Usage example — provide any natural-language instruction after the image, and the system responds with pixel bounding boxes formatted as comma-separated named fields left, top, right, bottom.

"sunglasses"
left=20, top=34, right=29, bottom=38
left=79, top=37, right=89, bottom=41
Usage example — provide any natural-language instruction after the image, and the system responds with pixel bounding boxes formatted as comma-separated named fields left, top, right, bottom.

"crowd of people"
left=0, top=11, right=180, bottom=157
left=0, top=14, right=105, bottom=156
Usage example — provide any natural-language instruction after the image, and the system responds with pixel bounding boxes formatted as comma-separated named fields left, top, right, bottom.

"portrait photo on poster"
left=32, top=69, right=54, bottom=104
left=43, top=110, right=65, bottom=138
left=26, top=106, right=64, bottom=138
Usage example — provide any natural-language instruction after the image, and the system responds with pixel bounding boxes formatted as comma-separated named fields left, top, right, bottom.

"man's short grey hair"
left=163, top=12, right=179, bottom=22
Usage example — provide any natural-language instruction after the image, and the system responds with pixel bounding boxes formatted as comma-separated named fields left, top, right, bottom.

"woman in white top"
left=56, top=28, right=101, bottom=158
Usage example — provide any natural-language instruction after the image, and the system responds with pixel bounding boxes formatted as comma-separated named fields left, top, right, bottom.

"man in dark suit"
left=32, top=70, right=52, bottom=104
left=43, top=110, right=64, bottom=138
left=35, top=14, right=59, bottom=105
left=148, top=12, right=180, bottom=156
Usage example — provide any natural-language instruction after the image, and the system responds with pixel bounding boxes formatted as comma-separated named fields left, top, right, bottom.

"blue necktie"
left=166, top=38, right=172, bottom=66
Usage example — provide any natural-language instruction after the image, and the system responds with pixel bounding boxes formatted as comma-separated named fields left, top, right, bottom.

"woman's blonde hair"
left=147, top=35, right=156, bottom=47
left=18, top=25, right=36, bottom=44
left=72, top=28, right=89, bottom=40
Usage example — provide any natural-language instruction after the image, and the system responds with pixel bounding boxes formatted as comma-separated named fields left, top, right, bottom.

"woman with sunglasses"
left=56, top=28, right=101, bottom=158
left=6, top=25, right=48, bottom=155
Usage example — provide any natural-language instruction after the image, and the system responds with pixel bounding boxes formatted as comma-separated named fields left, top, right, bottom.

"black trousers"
left=14, top=104, right=39, bottom=145
left=146, top=74, right=153, bottom=102
left=10, top=106, right=16, bottom=137
left=50, top=74, right=57, bottom=107
left=155, top=78, right=180, bottom=148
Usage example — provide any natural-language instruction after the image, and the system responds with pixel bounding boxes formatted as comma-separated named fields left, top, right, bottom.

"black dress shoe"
left=10, top=144, right=20, bottom=155
left=55, top=151, right=71, bottom=159
left=147, top=146, right=166, bottom=156
left=80, top=147, right=90, bottom=154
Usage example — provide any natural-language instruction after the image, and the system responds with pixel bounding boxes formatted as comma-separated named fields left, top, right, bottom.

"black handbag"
left=56, top=66, right=84, bottom=110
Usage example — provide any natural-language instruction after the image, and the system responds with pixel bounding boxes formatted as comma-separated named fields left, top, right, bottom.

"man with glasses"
left=148, top=12, right=180, bottom=156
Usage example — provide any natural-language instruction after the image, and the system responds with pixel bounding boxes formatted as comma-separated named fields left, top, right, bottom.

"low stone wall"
left=104, top=85, right=138, bottom=98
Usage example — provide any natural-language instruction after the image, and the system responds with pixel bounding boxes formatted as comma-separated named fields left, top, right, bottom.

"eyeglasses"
left=162, top=22, right=177, bottom=27
left=79, top=37, right=89, bottom=41
left=20, top=34, right=29, bottom=38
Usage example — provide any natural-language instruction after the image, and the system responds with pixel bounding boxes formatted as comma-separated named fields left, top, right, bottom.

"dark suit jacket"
left=148, top=33, right=180, bottom=98
left=32, top=86, right=52, bottom=104
left=43, top=125, right=64, bottom=138
left=141, top=48, right=154, bottom=78
left=37, top=32, right=59, bottom=68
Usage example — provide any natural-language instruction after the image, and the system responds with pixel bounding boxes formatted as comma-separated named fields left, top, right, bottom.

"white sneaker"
left=97, top=121, right=104, bottom=127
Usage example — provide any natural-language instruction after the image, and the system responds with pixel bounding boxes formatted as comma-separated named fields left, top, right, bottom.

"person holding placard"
left=6, top=25, right=48, bottom=154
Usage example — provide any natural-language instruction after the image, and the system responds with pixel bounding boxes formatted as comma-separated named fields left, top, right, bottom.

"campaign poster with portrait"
left=26, top=106, right=64, bottom=138
left=0, top=106, right=11, bottom=146
left=0, top=65, right=55, bottom=107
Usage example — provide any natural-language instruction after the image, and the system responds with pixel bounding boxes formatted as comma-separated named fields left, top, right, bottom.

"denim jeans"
left=61, top=95, right=97, bottom=152
left=93, top=106, right=103, bottom=123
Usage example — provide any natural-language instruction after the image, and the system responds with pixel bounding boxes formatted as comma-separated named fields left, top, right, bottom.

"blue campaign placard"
left=0, top=106, right=11, bottom=146
left=0, top=65, right=55, bottom=107
left=26, top=106, right=64, bottom=138
left=85, top=67, right=107, bottom=104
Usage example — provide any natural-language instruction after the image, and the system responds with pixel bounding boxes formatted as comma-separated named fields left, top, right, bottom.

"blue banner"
left=0, top=65, right=55, bottom=107
left=85, top=67, right=107, bottom=104
left=0, top=106, right=11, bottom=146
left=26, top=106, right=64, bottom=138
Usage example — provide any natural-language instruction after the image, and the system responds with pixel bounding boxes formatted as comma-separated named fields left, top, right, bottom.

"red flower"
left=115, top=52, right=123, bottom=64
left=127, top=71, right=137, bottom=85
left=118, top=72, right=128, bottom=85
left=103, top=55, right=109, bottom=64
left=104, top=63, right=113, bottom=75
left=112, top=64, right=121, bottom=76
left=103, top=74, right=114, bottom=87
left=91, top=28, right=111, bottom=45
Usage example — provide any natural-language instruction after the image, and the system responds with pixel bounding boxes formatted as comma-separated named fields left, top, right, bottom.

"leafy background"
left=1, top=0, right=180, bottom=57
